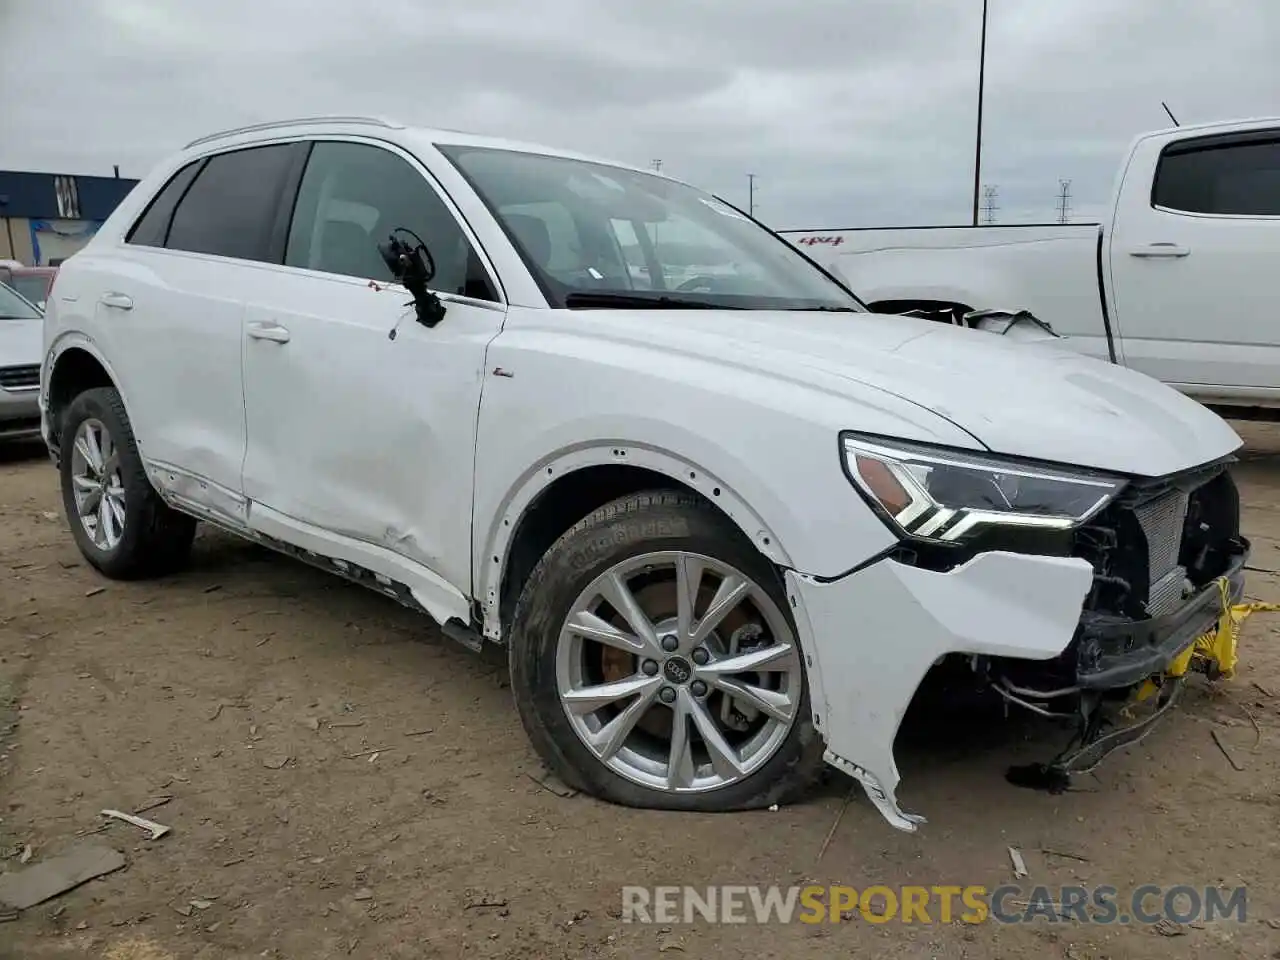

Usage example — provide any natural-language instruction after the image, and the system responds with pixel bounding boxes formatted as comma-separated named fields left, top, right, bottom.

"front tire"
left=59, top=386, right=197, bottom=579
left=509, top=490, right=824, bottom=811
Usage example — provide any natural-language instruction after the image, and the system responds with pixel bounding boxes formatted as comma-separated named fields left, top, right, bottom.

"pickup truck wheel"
left=59, top=387, right=196, bottom=579
left=509, top=491, right=823, bottom=811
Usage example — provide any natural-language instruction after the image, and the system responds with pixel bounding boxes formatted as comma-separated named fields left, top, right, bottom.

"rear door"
left=1108, top=127, right=1280, bottom=395
left=90, top=141, right=308, bottom=525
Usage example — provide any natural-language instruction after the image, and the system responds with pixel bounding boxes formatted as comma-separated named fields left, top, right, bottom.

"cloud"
left=1, top=0, right=1276, bottom=228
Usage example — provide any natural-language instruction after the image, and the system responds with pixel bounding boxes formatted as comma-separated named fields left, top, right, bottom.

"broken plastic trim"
left=1006, top=678, right=1184, bottom=793
left=962, top=307, right=1062, bottom=339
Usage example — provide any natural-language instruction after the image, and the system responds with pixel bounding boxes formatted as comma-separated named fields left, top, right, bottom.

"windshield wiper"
left=784, top=305, right=860, bottom=313
left=563, top=292, right=738, bottom=310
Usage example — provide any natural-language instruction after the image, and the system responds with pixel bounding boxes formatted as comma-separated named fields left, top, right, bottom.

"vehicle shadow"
left=0, top=439, right=48, bottom=466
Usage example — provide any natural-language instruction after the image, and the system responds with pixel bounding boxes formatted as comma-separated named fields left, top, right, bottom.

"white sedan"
left=0, top=280, right=42, bottom=441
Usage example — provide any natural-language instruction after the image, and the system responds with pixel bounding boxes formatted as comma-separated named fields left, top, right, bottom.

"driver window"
left=608, top=219, right=654, bottom=289
left=498, top=200, right=582, bottom=274
left=644, top=211, right=755, bottom=289
left=285, top=141, right=498, bottom=302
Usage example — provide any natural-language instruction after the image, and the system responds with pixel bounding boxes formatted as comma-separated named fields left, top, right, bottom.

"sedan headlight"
left=841, top=434, right=1125, bottom=543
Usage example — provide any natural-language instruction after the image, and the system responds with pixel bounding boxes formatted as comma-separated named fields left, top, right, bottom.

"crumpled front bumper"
left=784, top=541, right=1249, bottom=833
left=785, top=550, right=1096, bottom=832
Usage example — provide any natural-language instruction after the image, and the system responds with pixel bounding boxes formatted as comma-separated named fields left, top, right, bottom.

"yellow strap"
left=1134, top=576, right=1278, bottom=702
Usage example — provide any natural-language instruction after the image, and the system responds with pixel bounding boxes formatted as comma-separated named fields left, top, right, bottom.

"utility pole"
left=651, top=159, right=663, bottom=173
left=981, top=184, right=998, bottom=225
left=971, top=0, right=989, bottom=226
left=1056, top=179, right=1072, bottom=224
left=747, top=173, right=757, bottom=217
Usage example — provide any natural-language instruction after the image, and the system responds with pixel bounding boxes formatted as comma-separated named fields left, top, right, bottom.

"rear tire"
left=509, top=489, right=824, bottom=812
left=59, top=386, right=196, bottom=579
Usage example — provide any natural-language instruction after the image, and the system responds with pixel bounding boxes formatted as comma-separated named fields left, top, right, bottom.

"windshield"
left=437, top=144, right=863, bottom=312
left=0, top=282, right=41, bottom=319
left=10, top=275, right=50, bottom=308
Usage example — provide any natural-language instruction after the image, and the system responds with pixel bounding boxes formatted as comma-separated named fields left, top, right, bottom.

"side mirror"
left=378, top=229, right=447, bottom=329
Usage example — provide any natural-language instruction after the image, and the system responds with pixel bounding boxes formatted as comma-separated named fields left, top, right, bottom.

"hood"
left=586, top=309, right=1241, bottom=478
left=0, top=317, right=42, bottom=368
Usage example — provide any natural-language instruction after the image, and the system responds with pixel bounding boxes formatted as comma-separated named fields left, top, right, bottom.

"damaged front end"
left=786, top=435, right=1249, bottom=833
left=985, top=462, right=1248, bottom=791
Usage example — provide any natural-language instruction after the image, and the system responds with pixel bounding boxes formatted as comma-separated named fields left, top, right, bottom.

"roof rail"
left=184, top=115, right=406, bottom=150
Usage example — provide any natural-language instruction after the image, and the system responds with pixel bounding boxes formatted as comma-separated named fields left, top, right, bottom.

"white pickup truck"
left=781, top=116, right=1280, bottom=419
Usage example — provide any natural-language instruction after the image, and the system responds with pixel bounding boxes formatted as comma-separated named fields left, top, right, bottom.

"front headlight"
left=841, top=433, right=1125, bottom=543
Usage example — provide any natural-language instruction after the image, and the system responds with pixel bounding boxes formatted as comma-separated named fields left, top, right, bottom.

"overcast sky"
left=1, top=0, right=1276, bottom=228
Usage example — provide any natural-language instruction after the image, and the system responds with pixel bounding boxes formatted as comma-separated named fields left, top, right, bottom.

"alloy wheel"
left=69, top=417, right=126, bottom=551
left=556, top=551, right=803, bottom=794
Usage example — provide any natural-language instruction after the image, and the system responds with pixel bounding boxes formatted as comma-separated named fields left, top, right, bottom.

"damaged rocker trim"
left=145, top=461, right=490, bottom=653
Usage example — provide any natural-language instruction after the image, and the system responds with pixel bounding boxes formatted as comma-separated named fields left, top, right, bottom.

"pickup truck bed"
left=780, top=115, right=1280, bottom=419
left=780, top=223, right=1115, bottom=363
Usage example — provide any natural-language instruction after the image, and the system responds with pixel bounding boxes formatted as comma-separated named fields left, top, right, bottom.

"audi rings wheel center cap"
left=663, top=656, right=693, bottom=685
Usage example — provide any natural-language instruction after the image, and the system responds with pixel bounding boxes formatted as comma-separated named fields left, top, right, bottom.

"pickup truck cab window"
left=1153, top=134, right=1280, bottom=216
left=164, top=144, right=300, bottom=262
left=285, top=141, right=498, bottom=302
left=439, top=143, right=861, bottom=312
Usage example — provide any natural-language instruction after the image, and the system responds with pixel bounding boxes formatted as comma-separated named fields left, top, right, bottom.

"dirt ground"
left=1, top=427, right=1279, bottom=960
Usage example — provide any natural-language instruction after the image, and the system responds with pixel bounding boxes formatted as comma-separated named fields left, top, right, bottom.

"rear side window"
left=1153, top=135, right=1280, bottom=216
left=165, top=144, right=299, bottom=261
left=125, top=159, right=205, bottom=247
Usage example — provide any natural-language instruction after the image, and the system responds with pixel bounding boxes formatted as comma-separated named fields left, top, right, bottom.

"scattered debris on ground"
left=0, top=844, right=126, bottom=911
left=100, top=809, right=171, bottom=840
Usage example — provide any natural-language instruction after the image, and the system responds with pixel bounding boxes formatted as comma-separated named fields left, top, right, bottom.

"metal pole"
left=971, top=0, right=989, bottom=227
left=747, top=173, right=757, bottom=217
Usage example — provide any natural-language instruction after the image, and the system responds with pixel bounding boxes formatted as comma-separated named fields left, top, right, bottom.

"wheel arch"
left=479, top=444, right=793, bottom=643
left=44, top=336, right=128, bottom=456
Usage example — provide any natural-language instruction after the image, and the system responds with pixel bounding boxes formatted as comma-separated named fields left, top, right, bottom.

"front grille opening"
left=1074, top=466, right=1241, bottom=621
left=0, top=364, right=39, bottom=389
left=1075, top=505, right=1149, bottom=618
left=1179, top=471, right=1241, bottom=586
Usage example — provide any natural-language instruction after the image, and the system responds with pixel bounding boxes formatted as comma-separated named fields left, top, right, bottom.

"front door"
left=240, top=139, right=506, bottom=609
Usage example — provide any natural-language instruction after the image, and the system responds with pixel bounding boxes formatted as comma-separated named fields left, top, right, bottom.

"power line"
left=981, top=184, right=998, bottom=225
left=1056, top=179, right=1072, bottom=224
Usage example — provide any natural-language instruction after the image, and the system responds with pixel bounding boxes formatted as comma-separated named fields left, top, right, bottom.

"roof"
left=1137, top=115, right=1280, bottom=141
left=176, top=114, right=670, bottom=181
left=0, top=170, right=140, bottom=221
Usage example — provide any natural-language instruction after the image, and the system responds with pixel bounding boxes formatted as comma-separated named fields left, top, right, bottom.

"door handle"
left=99, top=292, right=134, bottom=310
left=247, top=321, right=291, bottom=343
left=1128, top=243, right=1190, bottom=258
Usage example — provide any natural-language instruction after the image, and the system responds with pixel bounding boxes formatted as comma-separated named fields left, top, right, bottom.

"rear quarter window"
left=126, top=159, right=206, bottom=247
